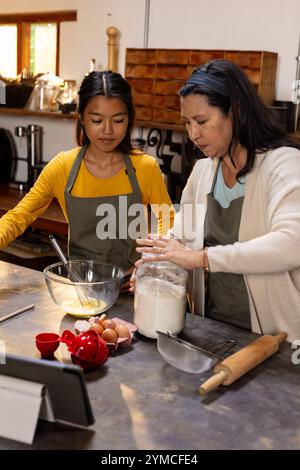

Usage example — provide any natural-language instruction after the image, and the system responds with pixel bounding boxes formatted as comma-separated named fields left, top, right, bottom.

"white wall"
left=0, top=0, right=299, bottom=99
left=148, top=0, right=300, bottom=101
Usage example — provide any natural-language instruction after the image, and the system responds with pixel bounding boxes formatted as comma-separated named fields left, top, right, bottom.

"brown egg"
left=99, top=314, right=107, bottom=324
left=115, top=324, right=130, bottom=339
left=102, top=328, right=118, bottom=343
left=102, top=319, right=116, bottom=330
left=89, top=323, right=104, bottom=335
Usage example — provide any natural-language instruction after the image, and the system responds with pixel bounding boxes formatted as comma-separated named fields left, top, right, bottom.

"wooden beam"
left=0, top=10, right=77, bottom=24
left=20, top=22, right=31, bottom=75
left=16, top=23, right=23, bottom=74
left=56, top=22, right=60, bottom=76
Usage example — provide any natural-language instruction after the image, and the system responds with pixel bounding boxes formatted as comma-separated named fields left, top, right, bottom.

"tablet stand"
left=0, top=375, right=54, bottom=444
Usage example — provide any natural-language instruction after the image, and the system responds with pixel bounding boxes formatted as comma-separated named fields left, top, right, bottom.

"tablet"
left=0, top=353, right=95, bottom=427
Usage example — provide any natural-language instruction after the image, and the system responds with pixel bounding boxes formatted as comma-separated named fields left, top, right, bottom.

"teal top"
left=213, top=163, right=246, bottom=208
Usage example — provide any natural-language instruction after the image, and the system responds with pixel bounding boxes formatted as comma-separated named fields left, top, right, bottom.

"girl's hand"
left=136, top=236, right=204, bottom=270
left=120, top=267, right=135, bottom=294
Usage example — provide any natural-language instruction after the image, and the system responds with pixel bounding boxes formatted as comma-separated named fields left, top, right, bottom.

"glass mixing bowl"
left=43, top=260, right=124, bottom=317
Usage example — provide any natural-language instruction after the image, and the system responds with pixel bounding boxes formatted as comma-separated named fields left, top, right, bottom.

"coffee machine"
left=12, top=124, right=45, bottom=189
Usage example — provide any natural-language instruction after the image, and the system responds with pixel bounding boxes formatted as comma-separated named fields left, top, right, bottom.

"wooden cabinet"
left=125, top=48, right=277, bottom=126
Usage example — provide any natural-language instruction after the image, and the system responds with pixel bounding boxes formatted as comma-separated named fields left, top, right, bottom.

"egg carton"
left=74, top=317, right=137, bottom=352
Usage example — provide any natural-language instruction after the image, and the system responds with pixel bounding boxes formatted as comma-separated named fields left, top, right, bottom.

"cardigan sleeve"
left=208, top=148, right=300, bottom=274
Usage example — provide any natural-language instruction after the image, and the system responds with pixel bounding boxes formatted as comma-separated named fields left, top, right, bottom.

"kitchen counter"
left=0, top=260, right=299, bottom=450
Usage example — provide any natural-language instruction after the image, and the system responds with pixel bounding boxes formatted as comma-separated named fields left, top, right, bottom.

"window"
left=30, top=23, right=57, bottom=76
left=0, top=10, right=77, bottom=78
left=0, top=25, right=17, bottom=77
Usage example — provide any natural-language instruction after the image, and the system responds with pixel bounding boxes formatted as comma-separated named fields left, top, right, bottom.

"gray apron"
left=65, top=145, right=145, bottom=271
left=204, top=161, right=251, bottom=330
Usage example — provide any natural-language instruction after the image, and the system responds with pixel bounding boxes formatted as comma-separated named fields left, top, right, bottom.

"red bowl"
left=35, top=332, right=60, bottom=358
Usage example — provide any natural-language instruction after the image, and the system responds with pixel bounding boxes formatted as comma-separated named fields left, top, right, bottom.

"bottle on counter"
left=133, top=259, right=188, bottom=339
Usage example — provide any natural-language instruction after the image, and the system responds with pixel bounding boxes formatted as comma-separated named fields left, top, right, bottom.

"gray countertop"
left=0, top=261, right=299, bottom=450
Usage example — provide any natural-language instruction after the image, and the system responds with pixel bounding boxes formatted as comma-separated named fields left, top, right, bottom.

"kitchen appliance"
left=12, top=124, right=45, bottom=188
left=0, top=128, right=17, bottom=183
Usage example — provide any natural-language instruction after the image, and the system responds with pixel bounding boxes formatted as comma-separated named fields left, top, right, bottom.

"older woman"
left=136, top=59, right=300, bottom=342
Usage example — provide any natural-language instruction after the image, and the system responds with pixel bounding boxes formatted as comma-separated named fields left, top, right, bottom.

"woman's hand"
left=136, top=236, right=204, bottom=270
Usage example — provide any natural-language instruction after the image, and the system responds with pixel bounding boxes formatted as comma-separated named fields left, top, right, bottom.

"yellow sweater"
left=0, top=147, right=174, bottom=247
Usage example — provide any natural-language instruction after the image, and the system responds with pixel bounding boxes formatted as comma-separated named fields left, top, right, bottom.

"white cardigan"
left=172, top=147, right=300, bottom=343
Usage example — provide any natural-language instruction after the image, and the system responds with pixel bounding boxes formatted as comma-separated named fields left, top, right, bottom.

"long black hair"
left=180, top=59, right=300, bottom=178
left=76, top=71, right=135, bottom=154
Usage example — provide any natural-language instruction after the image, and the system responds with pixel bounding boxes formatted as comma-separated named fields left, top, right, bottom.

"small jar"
left=134, top=260, right=188, bottom=339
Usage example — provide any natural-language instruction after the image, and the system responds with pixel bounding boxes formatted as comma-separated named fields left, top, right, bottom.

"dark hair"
left=76, top=71, right=135, bottom=154
left=180, top=59, right=300, bottom=178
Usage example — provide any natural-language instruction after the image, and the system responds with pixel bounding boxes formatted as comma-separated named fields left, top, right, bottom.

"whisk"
left=49, top=235, right=98, bottom=307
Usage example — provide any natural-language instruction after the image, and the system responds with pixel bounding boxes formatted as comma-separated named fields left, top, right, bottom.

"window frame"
left=0, top=10, right=77, bottom=76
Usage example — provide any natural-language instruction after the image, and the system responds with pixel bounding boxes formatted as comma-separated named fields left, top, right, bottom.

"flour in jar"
left=134, top=277, right=186, bottom=338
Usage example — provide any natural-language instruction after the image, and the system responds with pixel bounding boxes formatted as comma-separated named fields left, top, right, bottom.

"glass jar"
left=29, top=73, right=63, bottom=111
left=134, top=260, right=188, bottom=339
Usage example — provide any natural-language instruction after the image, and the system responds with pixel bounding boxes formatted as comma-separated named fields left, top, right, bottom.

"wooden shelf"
left=0, top=107, right=187, bottom=131
left=0, top=107, right=77, bottom=120
left=135, top=119, right=185, bottom=132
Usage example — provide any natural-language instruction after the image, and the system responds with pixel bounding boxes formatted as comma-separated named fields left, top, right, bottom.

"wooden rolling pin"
left=199, top=332, right=287, bottom=395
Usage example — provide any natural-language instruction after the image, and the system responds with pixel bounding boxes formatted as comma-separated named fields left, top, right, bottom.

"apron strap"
left=123, top=154, right=141, bottom=194
left=210, top=159, right=221, bottom=193
left=65, top=145, right=87, bottom=194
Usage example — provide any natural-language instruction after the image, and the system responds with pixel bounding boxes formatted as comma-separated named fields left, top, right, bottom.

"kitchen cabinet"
left=125, top=48, right=278, bottom=126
